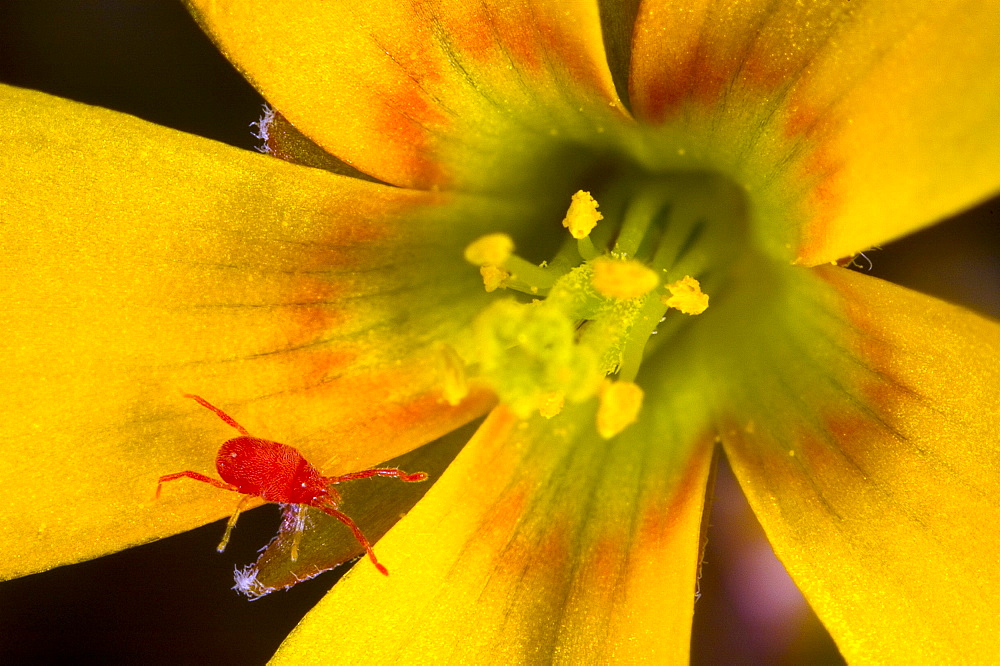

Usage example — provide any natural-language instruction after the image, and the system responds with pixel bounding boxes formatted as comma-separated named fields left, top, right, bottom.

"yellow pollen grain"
left=464, top=233, right=514, bottom=266
left=480, top=265, right=509, bottom=292
left=663, top=275, right=709, bottom=315
left=591, top=258, right=659, bottom=300
left=561, top=190, right=603, bottom=239
left=597, top=380, right=644, bottom=439
left=538, top=391, right=565, bottom=419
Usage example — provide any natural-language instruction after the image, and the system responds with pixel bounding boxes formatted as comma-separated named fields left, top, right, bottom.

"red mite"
left=156, top=394, right=428, bottom=575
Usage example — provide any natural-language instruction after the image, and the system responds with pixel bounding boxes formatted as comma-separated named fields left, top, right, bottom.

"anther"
left=465, top=233, right=514, bottom=267
left=538, top=391, right=565, bottom=419
left=562, top=191, right=603, bottom=240
left=662, top=275, right=709, bottom=315
left=596, top=380, right=644, bottom=439
left=480, top=265, right=509, bottom=292
left=591, top=257, right=659, bottom=300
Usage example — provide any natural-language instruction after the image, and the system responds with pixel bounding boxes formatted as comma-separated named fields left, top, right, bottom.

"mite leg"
left=291, top=525, right=303, bottom=563
left=217, top=494, right=254, bottom=553
left=280, top=504, right=306, bottom=562
left=183, top=394, right=251, bottom=436
left=155, top=471, right=239, bottom=499
left=316, top=500, right=389, bottom=576
left=325, top=468, right=428, bottom=485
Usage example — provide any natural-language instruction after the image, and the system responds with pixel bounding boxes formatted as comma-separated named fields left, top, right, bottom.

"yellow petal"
left=272, top=398, right=715, bottom=662
left=719, top=266, right=1000, bottom=662
left=0, top=85, right=512, bottom=580
left=184, top=0, right=626, bottom=190
left=630, top=1, right=1000, bottom=264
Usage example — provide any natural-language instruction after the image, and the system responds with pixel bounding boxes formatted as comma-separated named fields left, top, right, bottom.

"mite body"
left=156, top=394, right=427, bottom=575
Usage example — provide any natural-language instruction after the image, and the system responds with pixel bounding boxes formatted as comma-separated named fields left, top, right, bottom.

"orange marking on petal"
left=818, top=269, right=918, bottom=416
left=637, top=37, right=848, bottom=231
left=370, top=98, right=449, bottom=190
left=584, top=532, right=626, bottom=584
left=779, top=268, right=918, bottom=472
left=302, top=349, right=360, bottom=387
left=281, top=275, right=341, bottom=342
left=636, top=51, right=720, bottom=122
left=282, top=186, right=442, bottom=277
left=792, top=424, right=844, bottom=477
left=633, top=10, right=853, bottom=264
left=440, top=3, right=530, bottom=67
left=638, top=435, right=714, bottom=543
left=346, top=8, right=454, bottom=189
left=440, top=2, right=613, bottom=98
left=485, top=4, right=543, bottom=72
left=531, top=9, right=614, bottom=96
left=784, top=99, right=848, bottom=261
left=387, top=384, right=494, bottom=435
left=636, top=31, right=802, bottom=123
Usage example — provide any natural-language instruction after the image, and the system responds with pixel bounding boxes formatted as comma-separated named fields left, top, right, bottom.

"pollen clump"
left=591, top=257, right=659, bottom=300
left=596, top=380, right=644, bottom=439
left=480, top=265, right=509, bottom=292
left=464, top=233, right=514, bottom=266
left=663, top=275, right=709, bottom=315
left=562, top=190, right=603, bottom=239
left=538, top=391, right=565, bottom=419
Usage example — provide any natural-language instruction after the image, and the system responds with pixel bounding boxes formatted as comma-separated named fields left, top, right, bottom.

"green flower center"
left=462, top=172, right=747, bottom=437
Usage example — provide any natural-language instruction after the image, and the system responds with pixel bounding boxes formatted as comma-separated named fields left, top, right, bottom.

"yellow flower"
left=2, top=1, right=1000, bottom=663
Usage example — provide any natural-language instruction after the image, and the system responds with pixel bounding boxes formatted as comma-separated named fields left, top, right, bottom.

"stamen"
left=596, top=380, right=644, bottom=439
left=591, top=257, right=659, bottom=300
left=613, top=186, right=672, bottom=258
left=465, top=232, right=565, bottom=295
left=663, top=276, right=709, bottom=315
left=503, top=256, right=558, bottom=292
left=465, top=233, right=514, bottom=267
left=465, top=175, right=742, bottom=432
left=562, top=190, right=603, bottom=239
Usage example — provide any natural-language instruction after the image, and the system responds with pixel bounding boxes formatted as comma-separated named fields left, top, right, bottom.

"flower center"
left=461, top=173, right=746, bottom=437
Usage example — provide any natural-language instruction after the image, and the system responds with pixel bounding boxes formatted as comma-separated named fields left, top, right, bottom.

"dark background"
left=1, top=1, right=996, bottom=664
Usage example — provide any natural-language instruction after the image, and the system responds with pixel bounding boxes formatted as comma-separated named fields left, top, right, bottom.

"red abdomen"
left=215, top=437, right=327, bottom=504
